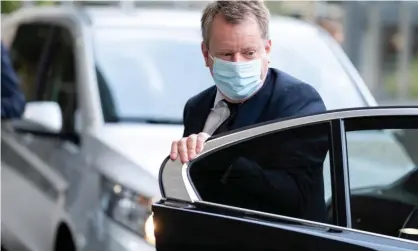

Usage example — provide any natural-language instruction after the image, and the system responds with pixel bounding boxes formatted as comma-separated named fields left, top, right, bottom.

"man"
left=170, top=1, right=327, bottom=222
left=1, top=41, right=26, bottom=119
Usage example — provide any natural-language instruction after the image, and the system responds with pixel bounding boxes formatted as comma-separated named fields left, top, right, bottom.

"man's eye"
left=246, top=51, right=256, bottom=56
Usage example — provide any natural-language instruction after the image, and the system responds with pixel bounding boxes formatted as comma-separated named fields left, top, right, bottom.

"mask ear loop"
left=261, top=51, right=270, bottom=64
left=262, top=39, right=271, bottom=63
left=260, top=52, right=269, bottom=81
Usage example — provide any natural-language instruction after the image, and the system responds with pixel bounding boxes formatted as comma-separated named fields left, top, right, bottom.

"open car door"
left=153, top=107, right=418, bottom=251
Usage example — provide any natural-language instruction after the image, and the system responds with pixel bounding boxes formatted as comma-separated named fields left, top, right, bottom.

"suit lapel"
left=231, top=70, right=274, bottom=130
left=188, top=87, right=217, bottom=134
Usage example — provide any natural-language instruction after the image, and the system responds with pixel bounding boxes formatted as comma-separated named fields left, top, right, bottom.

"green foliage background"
left=1, top=0, right=55, bottom=13
left=1, top=1, right=22, bottom=13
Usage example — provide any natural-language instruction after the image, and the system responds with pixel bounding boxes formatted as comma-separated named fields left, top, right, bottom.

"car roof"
left=7, top=5, right=321, bottom=34
left=83, top=7, right=316, bottom=29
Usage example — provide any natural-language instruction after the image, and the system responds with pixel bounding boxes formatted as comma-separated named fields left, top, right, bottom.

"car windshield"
left=94, top=25, right=366, bottom=123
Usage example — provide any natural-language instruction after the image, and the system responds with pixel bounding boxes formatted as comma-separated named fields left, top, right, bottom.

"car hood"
left=99, top=124, right=184, bottom=179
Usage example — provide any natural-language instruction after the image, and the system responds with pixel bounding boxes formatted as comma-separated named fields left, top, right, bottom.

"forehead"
left=209, top=14, right=263, bottom=47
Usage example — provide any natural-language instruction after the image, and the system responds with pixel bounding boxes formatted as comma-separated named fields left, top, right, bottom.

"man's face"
left=201, top=14, right=271, bottom=81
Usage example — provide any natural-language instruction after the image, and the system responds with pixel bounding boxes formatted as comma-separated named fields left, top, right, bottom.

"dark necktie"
left=213, top=100, right=238, bottom=136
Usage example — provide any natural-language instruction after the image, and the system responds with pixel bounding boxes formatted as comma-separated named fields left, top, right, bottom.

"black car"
left=153, top=107, right=418, bottom=250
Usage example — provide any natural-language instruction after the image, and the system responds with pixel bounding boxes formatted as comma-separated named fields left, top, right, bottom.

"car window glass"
left=94, top=27, right=210, bottom=122
left=344, top=116, right=418, bottom=240
left=189, top=122, right=333, bottom=224
left=41, top=26, right=78, bottom=134
left=9, top=23, right=53, bottom=101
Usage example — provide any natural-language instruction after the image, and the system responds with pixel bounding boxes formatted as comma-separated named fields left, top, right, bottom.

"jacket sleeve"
left=1, top=42, right=26, bottom=119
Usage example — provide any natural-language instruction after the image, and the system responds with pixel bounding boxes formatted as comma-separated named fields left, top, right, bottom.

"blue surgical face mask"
left=210, top=54, right=264, bottom=101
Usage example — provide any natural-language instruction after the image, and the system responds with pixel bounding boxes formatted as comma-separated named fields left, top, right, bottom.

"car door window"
left=344, top=116, right=418, bottom=241
left=9, top=23, right=54, bottom=101
left=188, top=121, right=334, bottom=224
left=41, top=25, right=78, bottom=135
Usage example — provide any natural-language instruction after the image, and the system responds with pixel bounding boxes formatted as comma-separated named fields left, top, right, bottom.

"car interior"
left=10, top=23, right=52, bottom=102
left=327, top=128, right=418, bottom=242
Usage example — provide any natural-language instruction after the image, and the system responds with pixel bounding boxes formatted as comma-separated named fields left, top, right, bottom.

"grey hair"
left=201, top=1, right=271, bottom=47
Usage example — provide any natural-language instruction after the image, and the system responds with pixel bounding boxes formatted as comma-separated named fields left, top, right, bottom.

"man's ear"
left=201, top=41, right=209, bottom=67
left=265, top=39, right=272, bottom=63
left=265, top=39, right=272, bottom=54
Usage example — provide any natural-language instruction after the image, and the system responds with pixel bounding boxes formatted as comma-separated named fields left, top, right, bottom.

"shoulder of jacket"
left=186, top=85, right=216, bottom=107
left=270, top=68, right=318, bottom=94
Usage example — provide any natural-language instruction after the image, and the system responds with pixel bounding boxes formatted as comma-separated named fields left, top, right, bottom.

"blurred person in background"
left=169, top=1, right=329, bottom=222
left=1, top=41, right=25, bottom=119
left=316, top=16, right=345, bottom=45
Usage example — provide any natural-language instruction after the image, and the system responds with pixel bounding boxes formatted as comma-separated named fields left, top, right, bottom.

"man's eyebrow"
left=216, top=48, right=236, bottom=53
left=242, top=47, right=258, bottom=51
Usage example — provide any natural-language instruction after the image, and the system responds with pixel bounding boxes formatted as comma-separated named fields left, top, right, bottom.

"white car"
left=1, top=4, right=377, bottom=251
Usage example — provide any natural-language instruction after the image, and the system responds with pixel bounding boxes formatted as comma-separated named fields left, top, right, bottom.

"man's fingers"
left=170, top=141, right=178, bottom=160
left=196, top=133, right=209, bottom=153
left=178, top=138, right=189, bottom=163
left=187, top=134, right=197, bottom=159
left=170, top=133, right=210, bottom=164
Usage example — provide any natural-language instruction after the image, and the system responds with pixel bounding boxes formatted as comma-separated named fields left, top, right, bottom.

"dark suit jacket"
left=1, top=42, right=25, bottom=119
left=183, top=68, right=328, bottom=222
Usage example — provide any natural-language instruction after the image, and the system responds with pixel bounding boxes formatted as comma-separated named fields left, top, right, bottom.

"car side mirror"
left=399, top=207, right=418, bottom=241
left=13, top=101, right=63, bottom=133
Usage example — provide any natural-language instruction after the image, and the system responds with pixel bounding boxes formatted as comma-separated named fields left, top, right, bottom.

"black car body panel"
left=153, top=202, right=418, bottom=251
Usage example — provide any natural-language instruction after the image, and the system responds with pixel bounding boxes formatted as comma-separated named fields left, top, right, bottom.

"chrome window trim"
left=161, top=158, right=193, bottom=201
left=182, top=162, right=199, bottom=202
left=201, top=107, right=418, bottom=156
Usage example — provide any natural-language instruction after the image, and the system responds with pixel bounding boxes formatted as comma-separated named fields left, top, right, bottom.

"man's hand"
left=170, top=132, right=210, bottom=164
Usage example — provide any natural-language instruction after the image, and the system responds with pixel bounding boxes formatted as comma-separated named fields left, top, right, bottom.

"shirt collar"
left=213, top=90, right=225, bottom=108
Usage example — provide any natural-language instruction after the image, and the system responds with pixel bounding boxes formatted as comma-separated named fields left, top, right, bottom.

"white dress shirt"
left=202, top=91, right=231, bottom=136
